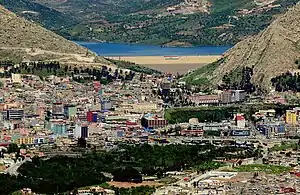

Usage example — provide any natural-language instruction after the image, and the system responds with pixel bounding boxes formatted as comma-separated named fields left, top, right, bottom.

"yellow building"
left=117, top=103, right=158, bottom=113
left=15, top=137, right=34, bottom=145
left=11, top=74, right=21, bottom=83
left=286, top=110, right=297, bottom=125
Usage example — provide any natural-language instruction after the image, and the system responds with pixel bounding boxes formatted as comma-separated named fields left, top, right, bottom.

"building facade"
left=6, top=109, right=24, bottom=120
left=286, top=110, right=297, bottom=125
left=141, top=115, right=168, bottom=129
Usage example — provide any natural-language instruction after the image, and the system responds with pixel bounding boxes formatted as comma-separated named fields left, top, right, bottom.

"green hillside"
left=182, top=1, right=300, bottom=93
left=1, top=0, right=299, bottom=46
left=0, top=0, right=77, bottom=30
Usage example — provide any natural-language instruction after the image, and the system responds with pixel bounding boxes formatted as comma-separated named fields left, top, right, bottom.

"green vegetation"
left=110, top=186, right=156, bottom=195
left=271, top=72, right=300, bottom=92
left=164, top=104, right=293, bottom=124
left=7, top=143, right=19, bottom=154
left=78, top=182, right=156, bottom=195
left=234, top=164, right=292, bottom=174
left=18, top=64, right=71, bottom=78
left=270, top=142, right=298, bottom=152
left=78, top=182, right=110, bottom=190
left=0, top=0, right=77, bottom=31
left=158, top=177, right=179, bottom=184
left=11, top=191, right=22, bottom=195
left=65, top=0, right=296, bottom=46
left=222, top=67, right=243, bottom=86
left=220, top=66, right=255, bottom=93
left=1, top=61, right=136, bottom=84
left=2, top=0, right=298, bottom=46
left=195, top=162, right=224, bottom=173
left=182, top=58, right=224, bottom=86
left=106, top=58, right=162, bottom=75
left=210, top=0, right=255, bottom=13
left=165, top=106, right=234, bottom=124
left=0, top=144, right=259, bottom=194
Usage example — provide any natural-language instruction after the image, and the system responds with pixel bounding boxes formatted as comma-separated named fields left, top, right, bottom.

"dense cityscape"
left=0, top=0, right=300, bottom=195
left=0, top=60, right=300, bottom=195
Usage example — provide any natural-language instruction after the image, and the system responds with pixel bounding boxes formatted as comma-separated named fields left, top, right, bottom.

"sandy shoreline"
left=106, top=55, right=221, bottom=65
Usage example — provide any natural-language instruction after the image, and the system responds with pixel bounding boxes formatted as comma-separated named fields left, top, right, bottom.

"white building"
left=236, top=114, right=246, bottom=128
left=11, top=74, right=21, bottom=83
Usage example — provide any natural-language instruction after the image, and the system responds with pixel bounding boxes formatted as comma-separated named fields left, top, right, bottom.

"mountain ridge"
left=0, top=4, right=109, bottom=65
left=183, top=2, right=300, bottom=92
left=2, top=0, right=298, bottom=46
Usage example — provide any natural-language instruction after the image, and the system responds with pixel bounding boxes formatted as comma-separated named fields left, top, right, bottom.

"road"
left=4, top=157, right=31, bottom=176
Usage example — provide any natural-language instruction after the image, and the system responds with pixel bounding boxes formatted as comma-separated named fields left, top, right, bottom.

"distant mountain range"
left=1, top=0, right=299, bottom=46
left=182, top=2, right=300, bottom=92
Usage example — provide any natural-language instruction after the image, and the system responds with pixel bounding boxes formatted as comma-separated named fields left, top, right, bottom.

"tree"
left=20, top=144, right=27, bottom=149
left=112, top=167, right=142, bottom=183
left=7, top=143, right=19, bottom=153
left=0, top=143, right=258, bottom=194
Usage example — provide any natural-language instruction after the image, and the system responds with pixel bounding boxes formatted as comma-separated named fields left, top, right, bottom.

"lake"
left=77, top=42, right=231, bottom=56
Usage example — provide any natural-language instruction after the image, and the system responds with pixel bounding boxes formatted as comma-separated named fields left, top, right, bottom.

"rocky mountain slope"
left=183, top=2, right=300, bottom=92
left=0, top=5, right=109, bottom=65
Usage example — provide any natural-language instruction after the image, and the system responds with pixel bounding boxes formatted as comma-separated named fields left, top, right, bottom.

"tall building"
left=64, top=105, right=77, bottom=119
left=101, top=99, right=112, bottom=111
left=47, top=120, right=67, bottom=135
left=220, top=90, right=246, bottom=103
left=235, top=114, right=246, bottom=128
left=6, top=109, right=24, bottom=120
left=81, top=126, right=89, bottom=138
left=52, top=102, right=64, bottom=116
left=75, top=124, right=89, bottom=138
left=87, top=111, right=97, bottom=122
left=232, top=90, right=246, bottom=102
left=141, top=115, right=168, bottom=129
left=220, top=91, right=233, bottom=104
left=286, top=110, right=297, bottom=125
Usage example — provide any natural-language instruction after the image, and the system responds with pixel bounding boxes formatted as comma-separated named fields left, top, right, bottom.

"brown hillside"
left=0, top=5, right=109, bottom=65
left=210, top=2, right=300, bottom=92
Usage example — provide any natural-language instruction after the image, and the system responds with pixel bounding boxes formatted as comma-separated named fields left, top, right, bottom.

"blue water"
left=77, top=42, right=231, bottom=56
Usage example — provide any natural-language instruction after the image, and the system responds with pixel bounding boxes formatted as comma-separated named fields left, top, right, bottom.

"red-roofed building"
left=235, top=114, right=246, bottom=128
left=3, top=135, right=11, bottom=141
left=188, top=95, right=219, bottom=105
left=281, top=187, right=296, bottom=193
left=0, top=142, right=10, bottom=147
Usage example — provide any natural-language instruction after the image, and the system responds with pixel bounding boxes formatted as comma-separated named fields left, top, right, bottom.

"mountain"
left=32, top=0, right=182, bottom=18
left=0, top=4, right=108, bottom=64
left=0, top=0, right=77, bottom=30
left=2, top=0, right=299, bottom=46
left=182, top=2, right=300, bottom=92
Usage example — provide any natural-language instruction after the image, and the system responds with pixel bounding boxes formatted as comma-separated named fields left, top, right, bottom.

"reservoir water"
left=77, top=42, right=231, bottom=56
